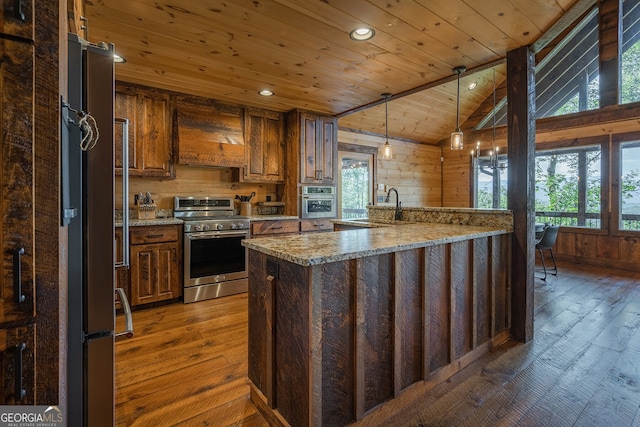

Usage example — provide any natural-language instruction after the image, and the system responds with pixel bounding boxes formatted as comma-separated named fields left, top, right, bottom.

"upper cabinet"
left=115, top=84, right=175, bottom=178
left=240, top=108, right=285, bottom=183
left=286, top=110, right=337, bottom=185
left=1, top=0, right=33, bottom=40
left=176, top=96, right=245, bottom=168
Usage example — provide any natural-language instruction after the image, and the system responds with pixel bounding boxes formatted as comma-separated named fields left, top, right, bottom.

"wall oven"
left=301, top=185, right=337, bottom=219
left=175, top=196, right=250, bottom=303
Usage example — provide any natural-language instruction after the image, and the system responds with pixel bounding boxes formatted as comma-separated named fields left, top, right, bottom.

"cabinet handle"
left=13, top=248, right=26, bottom=304
left=14, top=343, right=27, bottom=401
left=271, top=226, right=283, bottom=230
left=146, top=234, right=164, bottom=239
left=14, top=0, right=25, bottom=21
left=314, top=224, right=324, bottom=227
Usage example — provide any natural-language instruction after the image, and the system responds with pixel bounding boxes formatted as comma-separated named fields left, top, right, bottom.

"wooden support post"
left=507, top=46, right=536, bottom=343
left=599, top=0, right=622, bottom=107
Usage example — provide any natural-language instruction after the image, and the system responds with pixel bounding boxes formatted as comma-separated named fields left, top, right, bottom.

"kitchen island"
left=243, top=218, right=513, bottom=426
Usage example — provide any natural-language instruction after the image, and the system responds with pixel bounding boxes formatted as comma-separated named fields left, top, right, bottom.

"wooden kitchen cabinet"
left=129, top=225, right=182, bottom=306
left=1, top=36, right=35, bottom=326
left=115, top=83, right=175, bottom=178
left=300, top=219, right=333, bottom=233
left=0, top=325, right=35, bottom=404
left=251, top=219, right=300, bottom=237
left=286, top=110, right=337, bottom=185
left=238, top=108, right=285, bottom=183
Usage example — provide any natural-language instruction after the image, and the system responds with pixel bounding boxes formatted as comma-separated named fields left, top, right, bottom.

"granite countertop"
left=115, top=218, right=183, bottom=227
left=243, top=222, right=510, bottom=266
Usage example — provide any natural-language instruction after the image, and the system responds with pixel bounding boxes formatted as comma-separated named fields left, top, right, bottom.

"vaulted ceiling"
left=84, top=0, right=587, bottom=144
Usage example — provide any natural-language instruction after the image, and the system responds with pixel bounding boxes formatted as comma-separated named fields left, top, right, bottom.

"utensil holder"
left=240, top=202, right=251, bottom=216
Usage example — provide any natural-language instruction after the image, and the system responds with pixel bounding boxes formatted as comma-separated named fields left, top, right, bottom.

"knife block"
left=137, top=203, right=156, bottom=219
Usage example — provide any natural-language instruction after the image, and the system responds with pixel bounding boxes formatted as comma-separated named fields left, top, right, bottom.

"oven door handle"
left=186, top=231, right=249, bottom=240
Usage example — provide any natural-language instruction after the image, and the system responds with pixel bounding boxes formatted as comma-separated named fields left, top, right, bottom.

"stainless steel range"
left=174, top=196, right=250, bottom=303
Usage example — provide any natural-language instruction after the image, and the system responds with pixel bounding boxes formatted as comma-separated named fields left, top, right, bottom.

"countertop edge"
left=244, top=225, right=510, bottom=266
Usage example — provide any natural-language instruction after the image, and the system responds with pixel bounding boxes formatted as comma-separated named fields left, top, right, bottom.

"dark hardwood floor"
left=115, top=261, right=640, bottom=426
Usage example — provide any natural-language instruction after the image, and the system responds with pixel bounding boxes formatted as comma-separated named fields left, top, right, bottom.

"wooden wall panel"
left=318, top=261, right=355, bottom=426
left=394, top=249, right=424, bottom=391
left=338, top=130, right=442, bottom=208
left=275, top=259, right=310, bottom=426
left=473, top=237, right=491, bottom=348
left=357, top=254, right=393, bottom=413
left=425, top=244, right=450, bottom=372
left=492, top=234, right=511, bottom=335
left=575, top=233, right=597, bottom=258
left=247, top=251, right=272, bottom=401
left=597, top=235, right=621, bottom=260
left=620, top=236, right=640, bottom=264
left=451, top=241, right=473, bottom=358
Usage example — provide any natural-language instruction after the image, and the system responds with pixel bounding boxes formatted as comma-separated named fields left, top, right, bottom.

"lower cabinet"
left=0, top=325, right=35, bottom=404
left=300, top=219, right=333, bottom=233
left=128, top=225, right=182, bottom=307
left=251, top=219, right=300, bottom=237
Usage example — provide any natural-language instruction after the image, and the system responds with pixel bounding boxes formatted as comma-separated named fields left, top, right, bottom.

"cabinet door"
left=130, top=242, right=180, bottom=306
left=243, top=108, right=284, bottom=182
left=318, top=115, right=337, bottom=184
left=1, top=0, right=33, bottom=40
left=115, top=89, right=174, bottom=178
left=0, top=325, right=35, bottom=404
left=299, top=113, right=337, bottom=184
left=0, top=39, right=35, bottom=323
left=300, top=113, right=319, bottom=183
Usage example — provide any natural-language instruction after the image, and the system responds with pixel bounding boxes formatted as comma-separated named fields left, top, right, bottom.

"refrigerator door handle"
left=115, top=118, right=130, bottom=268
left=115, top=288, right=134, bottom=339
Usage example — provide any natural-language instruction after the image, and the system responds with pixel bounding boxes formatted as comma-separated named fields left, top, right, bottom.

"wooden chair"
left=535, top=225, right=559, bottom=281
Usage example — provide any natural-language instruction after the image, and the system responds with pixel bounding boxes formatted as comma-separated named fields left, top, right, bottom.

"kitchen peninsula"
left=244, top=208, right=513, bottom=426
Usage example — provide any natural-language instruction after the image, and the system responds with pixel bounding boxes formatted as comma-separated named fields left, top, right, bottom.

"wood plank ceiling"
left=84, top=0, right=582, bottom=145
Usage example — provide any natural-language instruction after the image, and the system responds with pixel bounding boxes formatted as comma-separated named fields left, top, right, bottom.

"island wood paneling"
left=248, top=232, right=511, bottom=426
left=337, top=130, right=442, bottom=208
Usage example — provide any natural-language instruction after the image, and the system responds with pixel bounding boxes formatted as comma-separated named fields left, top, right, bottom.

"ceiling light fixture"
left=468, top=81, right=477, bottom=90
left=113, top=53, right=126, bottom=63
left=382, top=93, right=393, bottom=160
left=451, top=65, right=466, bottom=151
left=258, top=89, right=274, bottom=96
left=349, top=27, right=375, bottom=41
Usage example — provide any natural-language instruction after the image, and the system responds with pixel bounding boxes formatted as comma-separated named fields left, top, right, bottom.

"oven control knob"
left=203, top=224, right=210, bottom=231
left=216, top=224, right=224, bottom=230
left=194, top=224, right=203, bottom=231
left=237, top=223, right=245, bottom=229
left=230, top=223, right=238, bottom=229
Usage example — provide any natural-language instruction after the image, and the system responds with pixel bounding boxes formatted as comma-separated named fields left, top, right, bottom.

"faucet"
left=384, top=187, right=402, bottom=220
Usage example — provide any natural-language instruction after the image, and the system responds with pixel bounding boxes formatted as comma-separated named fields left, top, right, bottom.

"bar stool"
left=535, top=225, right=559, bottom=281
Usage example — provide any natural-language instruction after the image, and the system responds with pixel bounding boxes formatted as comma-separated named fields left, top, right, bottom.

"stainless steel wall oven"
left=175, top=197, right=250, bottom=303
left=301, top=185, right=336, bottom=219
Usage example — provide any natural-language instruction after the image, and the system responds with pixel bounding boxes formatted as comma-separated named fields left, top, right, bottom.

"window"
left=535, top=146, right=602, bottom=228
left=473, top=152, right=508, bottom=209
left=621, top=0, right=640, bottom=104
left=339, top=150, right=373, bottom=219
left=620, top=141, right=640, bottom=230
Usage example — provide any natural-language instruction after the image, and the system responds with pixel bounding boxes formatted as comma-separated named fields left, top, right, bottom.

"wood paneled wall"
left=115, top=165, right=278, bottom=210
left=338, top=130, right=442, bottom=207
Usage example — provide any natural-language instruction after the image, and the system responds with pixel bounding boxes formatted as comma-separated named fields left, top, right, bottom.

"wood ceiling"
left=84, top=0, right=584, bottom=145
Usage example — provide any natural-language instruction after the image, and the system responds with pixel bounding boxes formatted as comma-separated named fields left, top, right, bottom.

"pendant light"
left=451, top=66, right=466, bottom=150
left=382, top=93, right=393, bottom=160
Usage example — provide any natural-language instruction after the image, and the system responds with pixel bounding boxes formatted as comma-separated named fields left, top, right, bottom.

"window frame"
left=611, top=131, right=640, bottom=236
left=533, top=136, right=609, bottom=235
left=337, top=142, right=378, bottom=219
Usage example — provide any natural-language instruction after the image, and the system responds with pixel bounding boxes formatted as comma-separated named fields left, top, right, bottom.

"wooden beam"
left=599, top=0, right=622, bottom=107
left=506, top=46, right=536, bottom=343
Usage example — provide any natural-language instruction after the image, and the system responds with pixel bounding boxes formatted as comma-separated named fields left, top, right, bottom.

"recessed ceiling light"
left=258, top=89, right=274, bottom=96
left=349, top=27, right=375, bottom=41
left=113, top=53, right=126, bottom=63
left=468, top=81, right=477, bottom=90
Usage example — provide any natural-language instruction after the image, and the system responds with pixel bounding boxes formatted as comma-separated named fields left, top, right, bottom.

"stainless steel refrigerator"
left=64, top=33, right=124, bottom=426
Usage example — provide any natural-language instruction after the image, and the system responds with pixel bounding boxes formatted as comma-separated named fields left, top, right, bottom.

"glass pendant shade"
left=450, top=130, right=463, bottom=150
left=382, top=140, right=393, bottom=159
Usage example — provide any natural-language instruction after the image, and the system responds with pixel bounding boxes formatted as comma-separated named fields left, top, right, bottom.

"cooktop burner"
left=174, top=196, right=250, bottom=232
